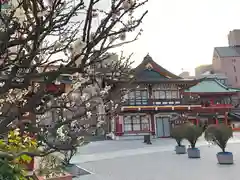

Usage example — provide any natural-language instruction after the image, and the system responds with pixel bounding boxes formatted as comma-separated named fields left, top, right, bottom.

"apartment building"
left=213, top=30, right=240, bottom=88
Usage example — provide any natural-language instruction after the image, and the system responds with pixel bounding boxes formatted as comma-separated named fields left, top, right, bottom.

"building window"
left=132, top=116, right=141, bottom=131
left=123, top=115, right=150, bottom=132
left=166, top=91, right=171, bottom=99
left=235, top=76, right=238, bottom=83
left=159, top=91, right=165, bottom=98
left=153, top=90, right=162, bottom=99
left=124, top=116, right=132, bottom=131
left=124, top=90, right=148, bottom=105
left=153, top=90, right=179, bottom=99
left=171, top=91, right=178, bottom=98
left=233, top=65, right=236, bottom=72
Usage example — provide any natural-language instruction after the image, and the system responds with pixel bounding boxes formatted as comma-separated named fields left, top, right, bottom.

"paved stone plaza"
left=72, top=134, right=240, bottom=180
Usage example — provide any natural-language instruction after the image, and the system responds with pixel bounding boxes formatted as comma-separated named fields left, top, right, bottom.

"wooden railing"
left=123, top=98, right=182, bottom=106
left=123, top=98, right=233, bottom=108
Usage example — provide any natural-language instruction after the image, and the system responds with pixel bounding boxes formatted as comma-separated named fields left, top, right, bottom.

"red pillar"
left=196, top=118, right=199, bottom=126
left=215, top=117, right=218, bottom=125
left=210, top=98, right=214, bottom=105
left=115, top=116, right=123, bottom=136
left=150, top=114, right=155, bottom=135
left=225, top=112, right=228, bottom=125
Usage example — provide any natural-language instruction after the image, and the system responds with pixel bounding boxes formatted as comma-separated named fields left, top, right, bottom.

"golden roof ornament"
left=145, top=63, right=153, bottom=70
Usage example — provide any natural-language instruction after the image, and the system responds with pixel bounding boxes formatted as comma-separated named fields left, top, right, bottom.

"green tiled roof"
left=137, top=69, right=167, bottom=80
left=215, top=46, right=240, bottom=57
left=185, top=79, right=238, bottom=93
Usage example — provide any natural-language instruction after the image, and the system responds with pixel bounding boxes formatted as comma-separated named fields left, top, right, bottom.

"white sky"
left=45, top=0, right=240, bottom=76
left=122, top=0, right=240, bottom=75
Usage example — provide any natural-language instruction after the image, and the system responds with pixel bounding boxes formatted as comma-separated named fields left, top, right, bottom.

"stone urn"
left=187, top=148, right=200, bottom=158
left=175, top=145, right=186, bottom=154
left=217, top=152, right=233, bottom=165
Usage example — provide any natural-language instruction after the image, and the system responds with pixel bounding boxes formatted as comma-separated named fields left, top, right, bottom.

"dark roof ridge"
left=134, top=54, right=181, bottom=79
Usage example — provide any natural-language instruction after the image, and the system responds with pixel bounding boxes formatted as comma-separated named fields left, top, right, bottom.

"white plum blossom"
left=80, top=93, right=89, bottom=101
left=75, top=55, right=84, bottom=67
left=72, top=75, right=89, bottom=90
left=37, top=10, right=50, bottom=17
left=54, top=79, right=61, bottom=85
left=13, top=128, right=20, bottom=136
left=0, top=0, right=147, bottom=167
left=105, top=85, right=111, bottom=91
left=86, top=111, right=92, bottom=118
left=72, top=81, right=82, bottom=90
left=85, top=102, right=91, bottom=108
left=71, top=38, right=86, bottom=55
left=36, top=105, right=41, bottom=111
left=70, top=120, right=78, bottom=127
left=71, top=39, right=86, bottom=66
left=100, top=90, right=106, bottom=96
left=83, top=84, right=100, bottom=97
left=97, top=120, right=105, bottom=127
left=66, top=102, right=71, bottom=108
left=61, top=93, right=67, bottom=98
left=0, top=82, right=5, bottom=87
left=100, top=85, right=111, bottom=96
left=56, top=126, right=66, bottom=141
left=23, top=136, right=31, bottom=143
